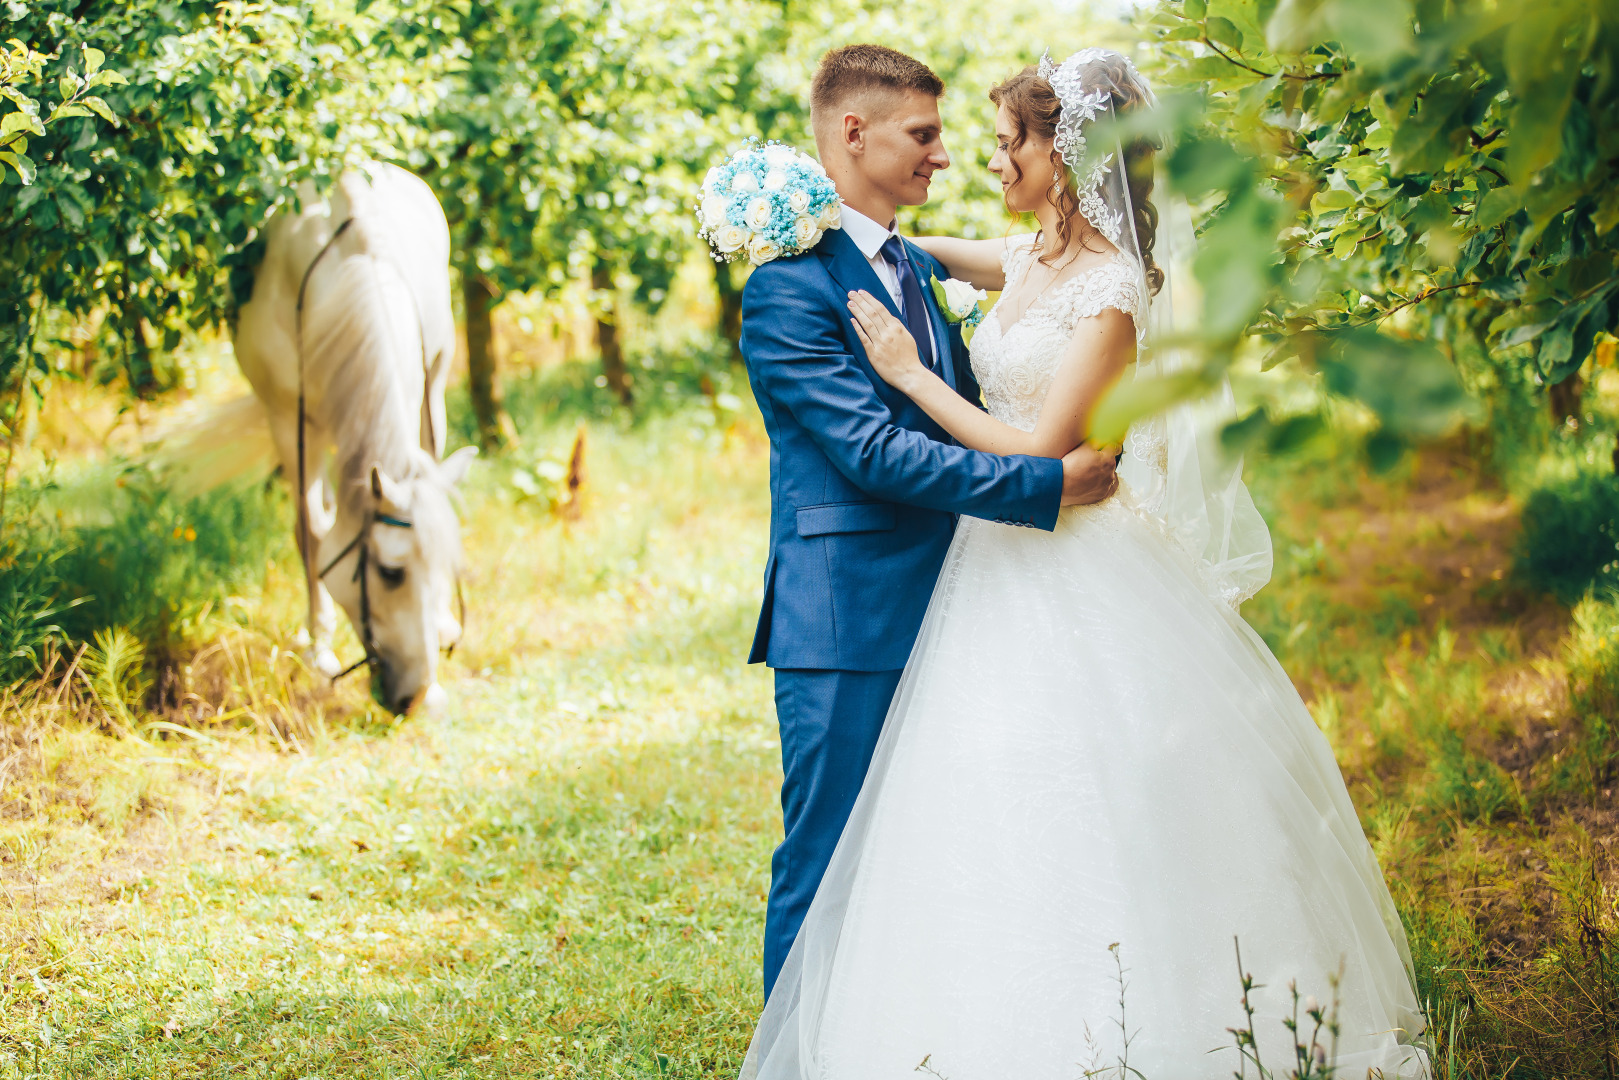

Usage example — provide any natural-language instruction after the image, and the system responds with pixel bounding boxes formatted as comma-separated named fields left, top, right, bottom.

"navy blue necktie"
left=879, top=234, right=936, bottom=372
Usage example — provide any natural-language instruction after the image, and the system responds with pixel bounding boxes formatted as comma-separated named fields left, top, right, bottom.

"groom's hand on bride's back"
left=1059, top=444, right=1119, bottom=505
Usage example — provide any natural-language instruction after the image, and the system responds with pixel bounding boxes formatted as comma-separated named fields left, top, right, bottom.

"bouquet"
left=697, top=140, right=841, bottom=266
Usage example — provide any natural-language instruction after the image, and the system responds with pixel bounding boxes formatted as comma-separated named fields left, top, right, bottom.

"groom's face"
left=854, top=90, right=951, bottom=209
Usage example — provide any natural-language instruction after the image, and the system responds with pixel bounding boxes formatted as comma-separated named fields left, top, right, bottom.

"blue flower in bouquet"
left=697, top=140, right=841, bottom=266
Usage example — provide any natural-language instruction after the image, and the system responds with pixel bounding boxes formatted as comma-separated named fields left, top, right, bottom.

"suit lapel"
left=816, top=228, right=902, bottom=321
left=814, top=228, right=953, bottom=443
left=903, top=240, right=960, bottom=394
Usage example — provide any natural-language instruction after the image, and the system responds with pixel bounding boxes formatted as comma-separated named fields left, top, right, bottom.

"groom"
left=739, top=44, right=1119, bottom=998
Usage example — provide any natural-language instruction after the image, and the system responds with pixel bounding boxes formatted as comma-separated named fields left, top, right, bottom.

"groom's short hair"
left=810, top=45, right=944, bottom=130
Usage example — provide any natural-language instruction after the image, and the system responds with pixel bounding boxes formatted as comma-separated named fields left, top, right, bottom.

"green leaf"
left=1503, top=17, right=1582, bottom=185
left=48, top=103, right=92, bottom=122
left=1500, top=319, right=1554, bottom=348
left=1320, top=328, right=1472, bottom=439
left=0, top=110, right=44, bottom=139
left=0, top=150, right=35, bottom=185
left=82, top=45, right=105, bottom=75
left=1595, top=187, right=1619, bottom=236
left=81, top=96, right=118, bottom=125
left=1205, top=16, right=1244, bottom=52
left=57, top=75, right=79, bottom=101
left=1090, top=367, right=1215, bottom=446
left=1311, top=188, right=1357, bottom=213
left=1388, top=77, right=1468, bottom=176
left=1183, top=0, right=1206, bottom=18
left=1473, top=187, right=1519, bottom=231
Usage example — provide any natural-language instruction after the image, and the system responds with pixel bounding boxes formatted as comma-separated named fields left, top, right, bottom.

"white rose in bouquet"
left=745, top=196, right=774, bottom=231
left=697, top=140, right=841, bottom=265
left=748, top=234, right=782, bottom=265
left=793, top=215, right=819, bottom=248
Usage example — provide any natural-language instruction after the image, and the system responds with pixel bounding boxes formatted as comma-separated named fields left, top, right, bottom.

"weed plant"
left=0, top=465, right=289, bottom=685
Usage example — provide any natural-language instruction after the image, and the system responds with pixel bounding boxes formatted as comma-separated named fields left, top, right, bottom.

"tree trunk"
left=593, top=262, right=633, bottom=405
left=122, top=308, right=158, bottom=399
left=713, top=258, right=743, bottom=364
left=462, top=271, right=508, bottom=451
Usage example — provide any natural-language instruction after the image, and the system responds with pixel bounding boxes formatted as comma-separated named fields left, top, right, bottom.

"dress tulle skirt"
left=743, top=497, right=1430, bottom=1080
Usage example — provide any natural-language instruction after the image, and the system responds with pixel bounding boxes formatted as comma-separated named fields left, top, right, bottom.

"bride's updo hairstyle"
left=989, top=56, right=1164, bottom=294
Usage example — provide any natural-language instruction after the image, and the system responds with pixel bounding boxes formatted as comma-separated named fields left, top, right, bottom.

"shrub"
left=1513, top=470, right=1619, bottom=604
left=0, top=466, right=290, bottom=686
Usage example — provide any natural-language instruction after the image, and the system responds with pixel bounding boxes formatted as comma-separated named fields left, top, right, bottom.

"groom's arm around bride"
left=737, top=44, right=1116, bottom=999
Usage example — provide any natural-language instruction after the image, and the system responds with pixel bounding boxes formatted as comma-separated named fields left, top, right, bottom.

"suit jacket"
left=740, top=225, right=1063, bottom=671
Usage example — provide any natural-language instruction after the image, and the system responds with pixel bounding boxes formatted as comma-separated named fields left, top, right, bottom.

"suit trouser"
left=763, top=666, right=904, bottom=1000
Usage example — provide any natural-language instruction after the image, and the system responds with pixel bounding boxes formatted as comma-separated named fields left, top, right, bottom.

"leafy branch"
left=0, top=39, right=125, bottom=187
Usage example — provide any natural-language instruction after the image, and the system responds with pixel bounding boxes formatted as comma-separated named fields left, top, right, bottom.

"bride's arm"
left=846, top=289, right=1135, bottom=459
left=909, top=235, right=1032, bottom=292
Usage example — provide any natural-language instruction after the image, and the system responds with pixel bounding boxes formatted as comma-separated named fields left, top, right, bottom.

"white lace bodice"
left=968, top=242, right=1143, bottom=433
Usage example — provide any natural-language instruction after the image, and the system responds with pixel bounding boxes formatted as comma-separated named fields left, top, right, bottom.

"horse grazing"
left=234, top=163, right=474, bottom=714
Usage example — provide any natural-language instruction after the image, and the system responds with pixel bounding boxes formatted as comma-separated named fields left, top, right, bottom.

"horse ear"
left=439, top=445, right=478, bottom=487
left=370, top=465, right=409, bottom=507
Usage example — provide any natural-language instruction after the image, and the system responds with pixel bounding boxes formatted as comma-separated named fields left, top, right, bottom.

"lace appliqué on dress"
left=970, top=248, right=1142, bottom=434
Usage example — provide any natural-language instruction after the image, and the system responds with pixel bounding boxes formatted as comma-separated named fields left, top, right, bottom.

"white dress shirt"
left=839, top=202, right=939, bottom=365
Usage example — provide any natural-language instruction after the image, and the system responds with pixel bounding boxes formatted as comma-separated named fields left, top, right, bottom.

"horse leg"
left=270, top=415, right=341, bottom=677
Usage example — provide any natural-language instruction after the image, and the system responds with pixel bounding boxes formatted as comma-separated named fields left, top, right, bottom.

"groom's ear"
left=841, top=109, right=869, bottom=156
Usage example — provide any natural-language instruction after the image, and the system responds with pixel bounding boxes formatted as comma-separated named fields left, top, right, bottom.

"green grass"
left=3, top=368, right=1619, bottom=1078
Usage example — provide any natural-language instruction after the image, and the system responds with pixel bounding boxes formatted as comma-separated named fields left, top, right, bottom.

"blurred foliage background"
left=3, top=0, right=1619, bottom=1075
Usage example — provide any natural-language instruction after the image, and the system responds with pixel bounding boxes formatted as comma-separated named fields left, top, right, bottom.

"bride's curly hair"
left=989, top=58, right=1164, bottom=294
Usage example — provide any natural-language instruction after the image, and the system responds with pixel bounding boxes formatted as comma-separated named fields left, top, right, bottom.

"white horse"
left=234, top=163, right=474, bottom=714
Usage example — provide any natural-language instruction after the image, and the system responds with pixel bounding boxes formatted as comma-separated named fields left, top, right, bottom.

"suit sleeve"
left=742, top=261, right=1062, bottom=530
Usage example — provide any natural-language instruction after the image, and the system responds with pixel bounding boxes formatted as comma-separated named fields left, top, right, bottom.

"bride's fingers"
left=848, top=311, right=874, bottom=349
left=850, top=291, right=894, bottom=332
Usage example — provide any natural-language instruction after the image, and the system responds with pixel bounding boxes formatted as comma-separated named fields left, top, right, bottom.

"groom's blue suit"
left=740, top=223, right=1063, bottom=997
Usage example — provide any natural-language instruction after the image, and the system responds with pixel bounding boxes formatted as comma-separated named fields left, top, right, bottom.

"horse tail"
left=147, top=393, right=276, bottom=493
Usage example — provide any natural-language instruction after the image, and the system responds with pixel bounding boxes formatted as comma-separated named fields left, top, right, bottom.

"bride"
left=741, top=50, right=1431, bottom=1079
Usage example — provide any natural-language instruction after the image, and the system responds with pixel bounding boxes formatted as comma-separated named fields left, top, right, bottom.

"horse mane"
left=297, top=251, right=457, bottom=562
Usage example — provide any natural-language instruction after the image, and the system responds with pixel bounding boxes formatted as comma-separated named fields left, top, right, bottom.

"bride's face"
left=988, top=103, right=1059, bottom=216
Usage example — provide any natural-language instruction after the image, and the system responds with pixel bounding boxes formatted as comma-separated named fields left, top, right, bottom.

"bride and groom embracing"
left=734, top=43, right=1431, bottom=1078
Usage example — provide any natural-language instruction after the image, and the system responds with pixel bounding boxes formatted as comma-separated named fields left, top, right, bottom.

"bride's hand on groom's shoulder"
left=1059, top=444, right=1119, bottom=506
left=847, top=291, right=925, bottom=393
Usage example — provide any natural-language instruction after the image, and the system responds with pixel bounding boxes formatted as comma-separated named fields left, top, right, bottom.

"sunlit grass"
left=2, top=369, right=1616, bottom=1077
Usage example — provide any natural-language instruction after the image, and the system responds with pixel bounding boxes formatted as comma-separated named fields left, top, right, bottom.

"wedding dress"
left=741, top=238, right=1432, bottom=1079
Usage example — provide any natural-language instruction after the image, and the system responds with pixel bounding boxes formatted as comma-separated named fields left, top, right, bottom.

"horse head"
left=317, top=445, right=476, bottom=715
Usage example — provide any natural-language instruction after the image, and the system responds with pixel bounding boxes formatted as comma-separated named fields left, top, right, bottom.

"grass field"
left=1, top=362, right=1616, bottom=1078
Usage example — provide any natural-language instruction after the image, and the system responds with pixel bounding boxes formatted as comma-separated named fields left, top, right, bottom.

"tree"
left=0, top=1, right=436, bottom=412
left=1106, top=0, right=1619, bottom=465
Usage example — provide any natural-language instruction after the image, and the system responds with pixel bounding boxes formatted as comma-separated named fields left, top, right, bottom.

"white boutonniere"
left=930, top=275, right=988, bottom=346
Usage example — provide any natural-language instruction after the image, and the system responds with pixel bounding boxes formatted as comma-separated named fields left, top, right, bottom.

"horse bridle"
left=293, top=217, right=465, bottom=690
